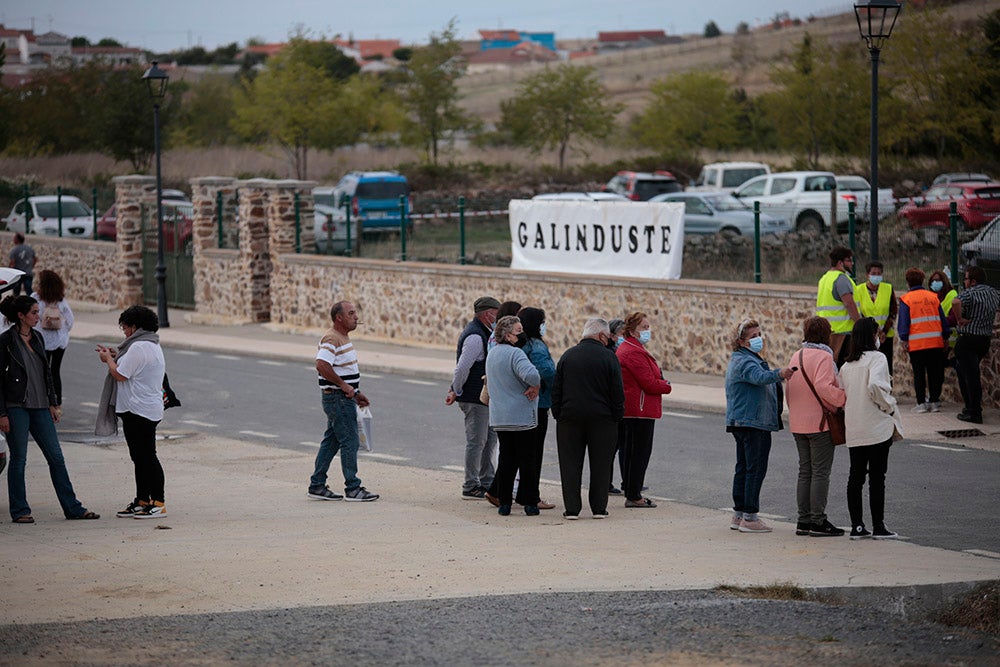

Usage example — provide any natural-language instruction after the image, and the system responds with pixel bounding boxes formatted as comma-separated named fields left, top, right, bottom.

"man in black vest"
left=445, top=296, right=500, bottom=499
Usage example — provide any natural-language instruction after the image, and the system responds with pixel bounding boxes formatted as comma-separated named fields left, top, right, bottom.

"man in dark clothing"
left=445, top=296, right=500, bottom=499
left=552, top=317, right=625, bottom=520
left=952, top=266, right=1000, bottom=424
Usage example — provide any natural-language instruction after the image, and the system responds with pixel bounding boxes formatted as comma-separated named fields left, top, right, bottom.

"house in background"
left=478, top=29, right=556, bottom=53
left=596, top=30, right=678, bottom=53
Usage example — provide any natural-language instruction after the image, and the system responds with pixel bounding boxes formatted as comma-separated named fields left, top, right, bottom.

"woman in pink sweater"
left=785, top=317, right=847, bottom=537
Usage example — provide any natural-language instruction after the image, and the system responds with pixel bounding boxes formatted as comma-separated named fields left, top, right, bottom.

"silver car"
left=649, top=192, right=791, bottom=236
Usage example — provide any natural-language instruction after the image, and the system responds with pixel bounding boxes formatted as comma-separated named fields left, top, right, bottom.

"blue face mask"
left=870, top=275, right=883, bottom=286
left=930, top=280, right=943, bottom=292
left=748, top=336, right=764, bottom=353
left=539, top=323, right=547, bottom=338
left=639, top=330, right=652, bottom=344
left=617, top=336, right=625, bottom=348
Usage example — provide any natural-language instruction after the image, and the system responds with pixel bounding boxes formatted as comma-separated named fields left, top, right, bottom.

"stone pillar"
left=190, top=177, right=238, bottom=253
left=112, top=175, right=156, bottom=309
left=265, top=180, right=316, bottom=325
left=236, top=179, right=273, bottom=323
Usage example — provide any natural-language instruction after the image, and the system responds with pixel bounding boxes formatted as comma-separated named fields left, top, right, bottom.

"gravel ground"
left=2, top=590, right=998, bottom=666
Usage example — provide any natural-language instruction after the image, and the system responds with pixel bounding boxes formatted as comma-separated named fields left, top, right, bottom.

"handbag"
left=42, top=304, right=62, bottom=330
left=479, top=375, right=489, bottom=405
left=798, top=350, right=846, bottom=445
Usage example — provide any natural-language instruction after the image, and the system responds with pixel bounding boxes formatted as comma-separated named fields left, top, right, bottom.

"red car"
left=898, top=181, right=1000, bottom=231
left=97, top=200, right=194, bottom=251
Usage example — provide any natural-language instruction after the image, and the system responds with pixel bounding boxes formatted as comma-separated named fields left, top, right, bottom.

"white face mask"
left=539, top=323, right=547, bottom=338
left=874, top=336, right=881, bottom=350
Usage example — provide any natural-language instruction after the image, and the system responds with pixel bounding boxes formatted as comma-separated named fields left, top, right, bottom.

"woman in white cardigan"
left=839, top=317, right=903, bottom=541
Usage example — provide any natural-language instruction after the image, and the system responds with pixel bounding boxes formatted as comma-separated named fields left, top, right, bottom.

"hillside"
left=457, top=0, right=1000, bottom=124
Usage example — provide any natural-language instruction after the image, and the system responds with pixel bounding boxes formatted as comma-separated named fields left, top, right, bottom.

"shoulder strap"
left=798, top=350, right=833, bottom=412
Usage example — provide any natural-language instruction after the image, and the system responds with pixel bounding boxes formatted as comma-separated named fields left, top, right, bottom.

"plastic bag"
left=357, top=405, right=373, bottom=452
left=0, top=431, right=7, bottom=476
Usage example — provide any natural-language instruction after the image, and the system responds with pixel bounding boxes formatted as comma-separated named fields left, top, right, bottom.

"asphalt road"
left=56, top=339, right=1000, bottom=556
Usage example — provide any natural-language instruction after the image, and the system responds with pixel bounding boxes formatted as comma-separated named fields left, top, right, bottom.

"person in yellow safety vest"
left=816, top=246, right=861, bottom=366
left=927, top=269, right=959, bottom=358
left=854, top=261, right=898, bottom=376
left=897, top=267, right=950, bottom=414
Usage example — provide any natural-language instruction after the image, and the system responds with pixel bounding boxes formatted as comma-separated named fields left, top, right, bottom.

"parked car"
left=603, top=171, right=682, bottom=201
left=650, top=192, right=791, bottom=237
left=932, top=172, right=992, bottom=186
left=689, top=162, right=770, bottom=194
left=3, top=195, right=94, bottom=238
left=96, top=200, right=195, bottom=251
left=897, top=181, right=1000, bottom=231
left=835, top=175, right=895, bottom=222
left=313, top=204, right=350, bottom=254
left=317, top=171, right=411, bottom=232
left=960, top=215, right=1000, bottom=288
left=732, top=171, right=848, bottom=232
left=532, top=192, right=628, bottom=201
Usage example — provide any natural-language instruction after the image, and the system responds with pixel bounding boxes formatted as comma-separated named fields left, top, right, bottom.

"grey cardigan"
left=485, top=343, right=540, bottom=431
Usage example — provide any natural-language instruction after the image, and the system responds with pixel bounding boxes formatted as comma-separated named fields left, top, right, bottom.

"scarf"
left=95, top=329, right=160, bottom=436
left=802, top=342, right=835, bottom=357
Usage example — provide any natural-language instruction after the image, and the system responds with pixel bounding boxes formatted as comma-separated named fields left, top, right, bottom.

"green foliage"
left=499, top=65, right=621, bottom=171
left=392, top=47, right=413, bottom=62
left=399, top=19, right=472, bottom=165
left=286, top=38, right=359, bottom=81
left=171, top=74, right=238, bottom=147
left=631, top=69, right=741, bottom=160
left=70, top=36, right=89, bottom=47
left=96, top=65, right=175, bottom=170
left=96, top=38, right=123, bottom=47
left=704, top=21, right=722, bottom=38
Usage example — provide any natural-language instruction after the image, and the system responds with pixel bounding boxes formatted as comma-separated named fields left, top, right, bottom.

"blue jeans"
left=458, top=402, right=496, bottom=491
left=731, top=427, right=772, bottom=518
left=310, top=392, right=361, bottom=493
left=6, top=407, right=86, bottom=520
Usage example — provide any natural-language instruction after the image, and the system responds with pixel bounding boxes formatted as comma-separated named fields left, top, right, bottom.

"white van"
left=690, top=162, right=771, bottom=193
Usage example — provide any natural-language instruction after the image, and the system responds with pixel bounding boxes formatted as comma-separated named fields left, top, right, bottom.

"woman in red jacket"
left=616, top=311, right=672, bottom=507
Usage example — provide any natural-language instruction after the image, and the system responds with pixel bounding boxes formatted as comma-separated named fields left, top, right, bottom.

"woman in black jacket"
left=1, top=295, right=97, bottom=523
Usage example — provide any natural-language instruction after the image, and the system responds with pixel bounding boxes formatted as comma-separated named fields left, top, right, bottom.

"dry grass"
left=715, top=583, right=815, bottom=602
left=935, top=581, right=1000, bottom=635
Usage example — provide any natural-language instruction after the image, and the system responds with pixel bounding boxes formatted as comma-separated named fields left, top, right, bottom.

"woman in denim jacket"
left=725, top=318, right=795, bottom=533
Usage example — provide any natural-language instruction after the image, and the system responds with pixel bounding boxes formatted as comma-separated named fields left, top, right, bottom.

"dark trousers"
left=12, top=275, right=33, bottom=296
left=880, top=337, right=894, bottom=377
left=731, top=427, right=771, bottom=516
left=119, top=411, right=164, bottom=503
left=556, top=419, right=617, bottom=516
left=847, top=438, right=892, bottom=529
left=516, top=408, right=548, bottom=505
left=955, top=334, right=991, bottom=418
left=621, top=418, right=656, bottom=501
left=495, top=429, right=539, bottom=507
left=45, top=347, right=65, bottom=403
left=908, top=347, right=944, bottom=404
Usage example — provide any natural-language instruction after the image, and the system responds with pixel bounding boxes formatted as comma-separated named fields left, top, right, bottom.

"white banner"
left=509, top=200, right=685, bottom=280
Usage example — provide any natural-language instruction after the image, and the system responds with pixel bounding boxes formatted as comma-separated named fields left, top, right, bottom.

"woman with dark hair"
left=616, top=311, right=672, bottom=508
left=840, top=317, right=903, bottom=540
left=96, top=305, right=168, bottom=519
left=31, top=269, right=74, bottom=403
left=785, top=316, right=846, bottom=537
left=487, top=301, right=522, bottom=350
left=515, top=306, right=556, bottom=510
left=928, top=269, right=959, bottom=356
left=0, top=294, right=97, bottom=523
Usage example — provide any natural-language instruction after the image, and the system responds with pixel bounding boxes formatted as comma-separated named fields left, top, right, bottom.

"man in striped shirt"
left=308, top=301, right=379, bottom=502
left=952, top=267, right=1000, bottom=424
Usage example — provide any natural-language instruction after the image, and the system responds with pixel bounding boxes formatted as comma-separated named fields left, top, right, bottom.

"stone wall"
left=0, top=232, right=119, bottom=305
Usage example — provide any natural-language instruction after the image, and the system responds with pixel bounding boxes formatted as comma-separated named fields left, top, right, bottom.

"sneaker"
left=738, top=518, right=772, bottom=533
left=928, top=401, right=941, bottom=413
left=795, top=521, right=813, bottom=536
left=116, top=500, right=147, bottom=518
left=911, top=403, right=929, bottom=414
left=731, top=515, right=744, bottom=531
left=462, top=487, right=486, bottom=500
left=809, top=520, right=846, bottom=537
left=872, top=525, right=899, bottom=539
left=562, top=511, right=579, bottom=521
left=593, top=511, right=608, bottom=519
left=307, top=486, right=343, bottom=501
left=957, top=412, right=983, bottom=424
left=608, top=485, right=623, bottom=495
left=484, top=490, right=501, bottom=507
left=133, top=501, right=166, bottom=519
left=849, top=525, right=872, bottom=540
left=524, top=505, right=540, bottom=516
left=345, top=487, right=379, bottom=502
left=498, top=504, right=511, bottom=516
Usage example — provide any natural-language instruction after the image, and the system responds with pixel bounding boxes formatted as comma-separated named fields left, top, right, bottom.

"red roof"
left=333, top=38, right=400, bottom=60
left=598, top=30, right=667, bottom=42
left=478, top=29, right=522, bottom=41
left=244, top=43, right=286, bottom=57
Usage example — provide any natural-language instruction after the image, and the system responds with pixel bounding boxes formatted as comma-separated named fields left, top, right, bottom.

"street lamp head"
left=854, top=0, right=902, bottom=51
left=141, top=60, right=169, bottom=101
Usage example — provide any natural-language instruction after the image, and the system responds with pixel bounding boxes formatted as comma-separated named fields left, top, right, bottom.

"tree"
left=704, top=21, right=721, bottom=38
left=499, top=65, right=621, bottom=171
left=96, top=38, right=123, bottom=47
left=96, top=65, right=178, bottom=170
left=288, top=38, right=359, bottom=81
left=171, top=74, right=239, bottom=147
left=71, top=36, right=90, bottom=47
left=392, top=47, right=413, bottom=62
left=631, top=70, right=741, bottom=159
left=399, top=20, right=472, bottom=164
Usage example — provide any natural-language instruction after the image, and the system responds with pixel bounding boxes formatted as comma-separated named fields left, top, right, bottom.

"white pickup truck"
left=836, top=175, right=895, bottom=223
left=732, top=171, right=850, bottom=233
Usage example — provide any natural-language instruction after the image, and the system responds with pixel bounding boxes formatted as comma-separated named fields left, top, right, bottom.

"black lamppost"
left=855, top=0, right=901, bottom=262
left=142, top=60, right=170, bottom=327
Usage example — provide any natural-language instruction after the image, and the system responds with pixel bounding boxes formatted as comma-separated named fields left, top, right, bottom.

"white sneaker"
left=928, top=402, right=941, bottom=413
left=133, top=502, right=166, bottom=519
left=738, top=518, right=772, bottom=533
left=730, top=515, right=742, bottom=531
left=911, top=403, right=929, bottom=414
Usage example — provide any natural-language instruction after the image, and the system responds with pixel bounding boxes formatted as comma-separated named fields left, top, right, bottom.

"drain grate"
left=938, top=428, right=986, bottom=438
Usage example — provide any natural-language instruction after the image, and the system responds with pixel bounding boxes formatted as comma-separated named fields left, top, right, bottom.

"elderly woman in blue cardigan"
left=486, top=315, right=541, bottom=517
left=725, top=318, right=795, bottom=534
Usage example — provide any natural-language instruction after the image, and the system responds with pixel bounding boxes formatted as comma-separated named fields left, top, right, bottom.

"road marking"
left=299, top=441, right=317, bottom=447
left=80, top=401, right=99, bottom=408
left=539, top=478, right=561, bottom=486
left=963, top=549, right=1000, bottom=559
left=442, top=465, right=465, bottom=472
left=362, top=452, right=410, bottom=462
left=239, top=430, right=277, bottom=439
left=214, top=354, right=240, bottom=361
left=402, top=379, right=437, bottom=386
left=911, top=443, right=969, bottom=452
left=257, top=360, right=285, bottom=366
left=365, top=373, right=383, bottom=379
left=175, top=350, right=200, bottom=356
left=663, top=411, right=702, bottom=419
left=181, top=419, right=218, bottom=428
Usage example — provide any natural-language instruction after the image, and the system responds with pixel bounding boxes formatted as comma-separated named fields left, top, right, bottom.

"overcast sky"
left=1, top=1, right=853, bottom=52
